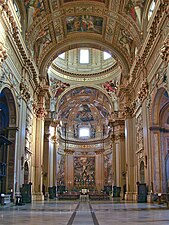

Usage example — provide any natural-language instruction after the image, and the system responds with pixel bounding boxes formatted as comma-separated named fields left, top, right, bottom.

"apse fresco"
left=72, top=87, right=96, bottom=96
left=74, top=156, right=95, bottom=187
left=59, top=107, right=70, bottom=119
left=75, top=104, right=94, bottom=122
left=57, top=153, right=65, bottom=185
left=94, top=101, right=108, bottom=117
left=66, top=16, right=103, bottom=34
left=104, top=154, right=112, bottom=185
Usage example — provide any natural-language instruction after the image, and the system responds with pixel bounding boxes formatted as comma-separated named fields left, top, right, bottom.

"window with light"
left=103, top=51, right=111, bottom=60
left=148, top=0, right=155, bottom=21
left=79, top=127, right=90, bottom=139
left=80, top=49, right=89, bottom=64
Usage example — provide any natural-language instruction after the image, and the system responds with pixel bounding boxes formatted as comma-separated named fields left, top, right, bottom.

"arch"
left=40, top=36, right=130, bottom=78
left=1, top=87, right=17, bottom=126
left=0, top=87, right=17, bottom=194
left=56, top=84, right=114, bottom=111
left=150, top=87, right=168, bottom=126
left=150, top=87, right=169, bottom=193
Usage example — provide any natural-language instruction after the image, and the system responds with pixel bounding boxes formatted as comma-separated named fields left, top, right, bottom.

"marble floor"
left=0, top=199, right=169, bottom=225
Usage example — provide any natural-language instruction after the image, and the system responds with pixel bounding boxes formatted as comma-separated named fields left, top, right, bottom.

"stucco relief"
left=51, top=0, right=58, bottom=11
left=160, top=35, right=169, bottom=63
left=20, top=79, right=31, bottom=102
left=1, top=63, right=20, bottom=93
left=105, top=18, right=115, bottom=42
left=149, top=62, right=168, bottom=93
left=33, top=27, right=52, bottom=63
left=0, top=41, right=7, bottom=66
left=119, top=28, right=134, bottom=56
left=138, top=80, right=148, bottom=102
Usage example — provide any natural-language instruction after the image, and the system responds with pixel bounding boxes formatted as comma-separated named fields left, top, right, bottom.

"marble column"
left=114, top=122, right=125, bottom=189
left=64, top=150, right=74, bottom=190
left=43, top=120, right=50, bottom=196
left=14, top=97, right=27, bottom=197
left=7, top=128, right=17, bottom=194
left=110, top=118, right=125, bottom=197
left=51, top=120, right=59, bottom=190
left=111, top=134, right=116, bottom=187
left=150, top=128, right=161, bottom=193
left=95, top=150, right=104, bottom=191
left=124, top=111, right=136, bottom=201
left=32, top=94, right=46, bottom=201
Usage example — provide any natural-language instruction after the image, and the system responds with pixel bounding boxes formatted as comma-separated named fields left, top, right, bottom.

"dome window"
left=80, top=49, right=89, bottom=64
left=148, top=0, right=155, bottom=21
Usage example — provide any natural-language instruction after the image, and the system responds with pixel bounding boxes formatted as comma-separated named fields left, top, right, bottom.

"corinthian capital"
left=36, top=107, right=47, bottom=119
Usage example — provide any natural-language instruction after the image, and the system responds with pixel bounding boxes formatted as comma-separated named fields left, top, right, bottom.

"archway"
left=150, top=88, right=169, bottom=193
left=0, top=87, right=17, bottom=194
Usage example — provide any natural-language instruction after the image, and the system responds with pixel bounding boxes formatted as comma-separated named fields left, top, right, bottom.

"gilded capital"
left=36, top=107, right=47, bottom=119
left=95, top=149, right=104, bottom=155
left=64, top=149, right=74, bottom=155
left=123, top=104, right=134, bottom=119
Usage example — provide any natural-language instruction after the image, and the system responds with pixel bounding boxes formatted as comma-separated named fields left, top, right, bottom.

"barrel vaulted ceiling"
left=25, top=0, right=142, bottom=81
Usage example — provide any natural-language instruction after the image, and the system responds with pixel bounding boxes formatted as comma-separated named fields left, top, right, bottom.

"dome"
left=48, top=48, right=121, bottom=84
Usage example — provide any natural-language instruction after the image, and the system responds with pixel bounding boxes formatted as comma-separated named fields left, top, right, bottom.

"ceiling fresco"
left=57, top=87, right=112, bottom=110
left=57, top=87, right=111, bottom=126
left=25, top=0, right=141, bottom=77
left=75, top=104, right=94, bottom=122
left=66, top=16, right=103, bottom=34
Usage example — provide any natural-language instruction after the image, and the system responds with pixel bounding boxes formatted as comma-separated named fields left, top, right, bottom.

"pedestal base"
left=147, top=193, right=153, bottom=203
left=32, top=193, right=44, bottom=201
left=125, top=192, right=137, bottom=201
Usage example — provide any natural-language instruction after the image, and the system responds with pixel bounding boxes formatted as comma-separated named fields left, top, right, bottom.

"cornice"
left=128, top=2, right=167, bottom=88
left=59, top=135, right=111, bottom=146
left=1, top=0, right=40, bottom=88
